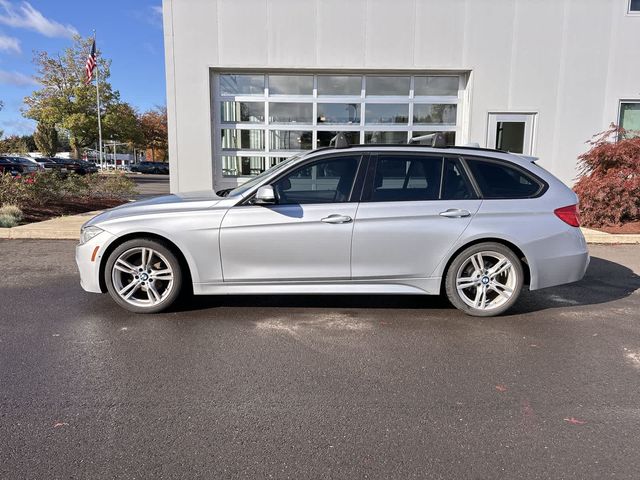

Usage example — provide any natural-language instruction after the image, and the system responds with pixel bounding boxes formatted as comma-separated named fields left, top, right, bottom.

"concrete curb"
left=0, top=211, right=103, bottom=240
left=1, top=212, right=639, bottom=244
left=581, top=228, right=640, bottom=244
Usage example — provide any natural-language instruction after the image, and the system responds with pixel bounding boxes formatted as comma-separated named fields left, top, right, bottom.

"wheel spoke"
left=473, top=287, right=483, bottom=307
left=122, top=282, right=140, bottom=300
left=114, top=258, right=137, bottom=274
left=118, top=279, right=138, bottom=296
left=147, top=284, right=161, bottom=304
left=471, top=253, right=484, bottom=274
left=490, top=259, right=512, bottom=278
left=492, top=281, right=513, bottom=294
left=139, top=248, right=146, bottom=269
left=456, top=276, right=476, bottom=289
left=151, top=268, right=172, bottom=281
left=490, top=285, right=511, bottom=299
left=146, top=250, right=155, bottom=269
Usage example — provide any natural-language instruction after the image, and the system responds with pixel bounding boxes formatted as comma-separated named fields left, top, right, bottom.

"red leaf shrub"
left=573, top=125, right=640, bottom=227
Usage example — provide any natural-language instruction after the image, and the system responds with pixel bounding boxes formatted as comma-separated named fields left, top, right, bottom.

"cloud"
left=0, top=0, right=78, bottom=38
left=150, top=5, right=163, bottom=28
left=0, top=69, right=37, bottom=86
left=0, top=32, right=19, bottom=52
left=0, top=117, right=36, bottom=136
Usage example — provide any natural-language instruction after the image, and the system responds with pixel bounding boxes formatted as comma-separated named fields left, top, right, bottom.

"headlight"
left=79, top=225, right=104, bottom=245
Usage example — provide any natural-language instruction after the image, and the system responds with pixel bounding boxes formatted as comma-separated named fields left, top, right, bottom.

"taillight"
left=554, top=204, right=580, bottom=227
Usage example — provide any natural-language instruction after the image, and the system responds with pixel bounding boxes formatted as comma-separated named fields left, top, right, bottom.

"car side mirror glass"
left=255, top=185, right=276, bottom=204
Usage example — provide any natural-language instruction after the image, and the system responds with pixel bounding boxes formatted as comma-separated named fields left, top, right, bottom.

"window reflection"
left=365, top=104, right=408, bottom=124
left=366, top=76, right=410, bottom=96
left=414, top=76, right=459, bottom=96
left=221, top=129, right=265, bottom=150
left=222, top=156, right=266, bottom=176
left=316, top=131, right=360, bottom=147
left=317, top=76, right=362, bottom=95
left=364, top=131, right=408, bottom=144
left=270, top=130, right=313, bottom=150
left=220, top=74, right=264, bottom=96
left=269, top=103, right=313, bottom=123
left=317, top=103, right=360, bottom=124
left=221, top=102, right=265, bottom=123
left=269, top=75, right=313, bottom=95
left=411, top=131, right=456, bottom=146
left=413, top=104, right=457, bottom=124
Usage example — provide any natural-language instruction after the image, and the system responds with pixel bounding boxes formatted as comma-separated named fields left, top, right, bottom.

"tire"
left=104, top=238, right=183, bottom=314
left=445, top=242, right=523, bottom=317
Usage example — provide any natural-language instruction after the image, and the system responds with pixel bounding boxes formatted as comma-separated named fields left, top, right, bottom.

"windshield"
left=226, top=153, right=306, bottom=197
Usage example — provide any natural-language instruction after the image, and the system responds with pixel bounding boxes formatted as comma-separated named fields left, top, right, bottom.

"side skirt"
left=192, top=277, right=442, bottom=296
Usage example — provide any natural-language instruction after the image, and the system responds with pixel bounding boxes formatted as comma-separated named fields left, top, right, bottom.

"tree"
left=34, top=122, right=59, bottom=156
left=102, top=102, right=143, bottom=147
left=22, top=35, right=119, bottom=158
left=573, top=124, right=640, bottom=227
left=0, top=134, right=36, bottom=154
left=139, top=106, right=168, bottom=161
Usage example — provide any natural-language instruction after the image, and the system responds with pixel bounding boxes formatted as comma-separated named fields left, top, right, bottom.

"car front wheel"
left=105, top=238, right=182, bottom=313
left=445, top=242, right=523, bottom=317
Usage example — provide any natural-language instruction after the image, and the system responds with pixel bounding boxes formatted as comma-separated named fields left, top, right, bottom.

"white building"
left=162, top=0, right=640, bottom=193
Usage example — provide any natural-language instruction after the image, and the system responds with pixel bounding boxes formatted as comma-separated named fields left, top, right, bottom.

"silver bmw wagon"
left=76, top=140, right=589, bottom=317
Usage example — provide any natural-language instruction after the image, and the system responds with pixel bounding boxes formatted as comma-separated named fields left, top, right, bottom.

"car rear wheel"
left=445, top=242, right=523, bottom=317
left=105, top=238, right=182, bottom=313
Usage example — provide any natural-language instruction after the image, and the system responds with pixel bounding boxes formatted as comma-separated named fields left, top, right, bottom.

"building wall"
left=163, top=0, right=640, bottom=193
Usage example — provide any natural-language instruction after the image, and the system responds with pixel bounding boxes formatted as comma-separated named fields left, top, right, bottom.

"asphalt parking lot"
left=127, top=173, right=170, bottom=199
left=1, top=241, right=639, bottom=479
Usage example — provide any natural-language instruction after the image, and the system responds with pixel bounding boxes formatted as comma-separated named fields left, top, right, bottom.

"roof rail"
left=329, top=132, right=351, bottom=149
left=408, top=132, right=447, bottom=147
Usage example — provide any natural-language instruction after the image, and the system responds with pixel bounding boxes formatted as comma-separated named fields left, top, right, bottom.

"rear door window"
left=465, top=158, right=543, bottom=198
left=441, top=158, right=477, bottom=200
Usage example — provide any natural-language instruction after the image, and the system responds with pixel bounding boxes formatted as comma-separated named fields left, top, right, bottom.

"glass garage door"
left=213, top=72, right=464, bottom=178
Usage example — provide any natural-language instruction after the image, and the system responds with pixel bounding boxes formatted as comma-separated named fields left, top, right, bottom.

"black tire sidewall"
left=445, top=242, right=523, bottom=317
left=104, top=238, right=183, bottom=314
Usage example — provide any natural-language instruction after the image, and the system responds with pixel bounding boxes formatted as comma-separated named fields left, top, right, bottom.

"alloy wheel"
left=111, top=247, right=174, bottom=307
left=455, top=251, right=516, bottom=311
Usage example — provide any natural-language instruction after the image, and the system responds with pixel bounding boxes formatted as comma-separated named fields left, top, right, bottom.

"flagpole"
left=93, top=30, right=103, bottom=169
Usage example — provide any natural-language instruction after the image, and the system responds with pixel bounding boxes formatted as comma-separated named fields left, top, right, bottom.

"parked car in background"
left=1, top=156, right=42, bottom=173
left=131, top=161, right=170, bottom=174
left=0, top=157, right=23, bottom=175
left=33, top=157, right=69, bottom=174
left=77, top=137, right=589, bottom=316
left=75, top=159, right=99, bottom=174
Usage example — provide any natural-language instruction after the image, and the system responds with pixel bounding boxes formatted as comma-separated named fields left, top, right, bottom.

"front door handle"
left=439, top=208, right=471, bottom=218
left=321, top=214, right=353, bottom=224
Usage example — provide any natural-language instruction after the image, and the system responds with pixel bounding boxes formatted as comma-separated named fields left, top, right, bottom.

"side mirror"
left=255, top=185, right=276, bottom=204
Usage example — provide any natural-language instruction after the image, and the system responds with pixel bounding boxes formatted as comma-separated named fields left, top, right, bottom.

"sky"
left=0, top=0, right=165, bottom=136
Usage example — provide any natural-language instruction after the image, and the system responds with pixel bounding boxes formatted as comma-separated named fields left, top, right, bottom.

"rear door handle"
left=439, top=208, right=471, bottom=218
left=321, top=214, right=353, bottom=224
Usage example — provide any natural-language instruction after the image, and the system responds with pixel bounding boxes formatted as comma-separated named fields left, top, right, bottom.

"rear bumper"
left=529, top=250, right=589, bottom=290
left=528, top=227, right=590, bottom=290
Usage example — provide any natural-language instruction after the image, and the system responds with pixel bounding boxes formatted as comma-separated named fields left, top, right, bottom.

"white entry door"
left=487, top=113, right=536, bottom=155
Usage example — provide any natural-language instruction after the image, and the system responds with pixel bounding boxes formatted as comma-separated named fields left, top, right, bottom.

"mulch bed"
left=589, top=221, right=640, bottom=234
left=20, top=197, right=128, bottom=224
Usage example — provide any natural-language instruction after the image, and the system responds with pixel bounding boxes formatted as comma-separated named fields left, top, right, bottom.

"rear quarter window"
left=465, top=158, right=544, bottom=199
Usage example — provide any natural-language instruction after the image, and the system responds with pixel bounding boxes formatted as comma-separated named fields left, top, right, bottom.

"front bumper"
left=75, top=230, right=117, bottom=293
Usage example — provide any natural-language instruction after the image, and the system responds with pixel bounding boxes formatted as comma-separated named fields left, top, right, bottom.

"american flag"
left=84, top=39, right=97, bottom=85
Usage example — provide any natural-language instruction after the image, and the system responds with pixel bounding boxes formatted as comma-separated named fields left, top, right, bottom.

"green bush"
left=0, top=171, right=137, bottom=208
left=0, top=204, right=23, bottom=221
left=0, top=213, right=18, bottom=228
